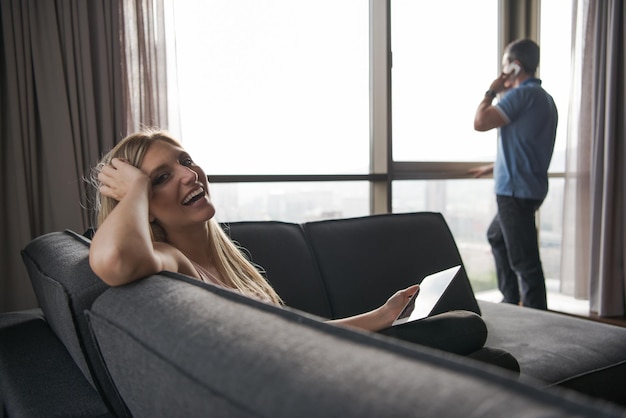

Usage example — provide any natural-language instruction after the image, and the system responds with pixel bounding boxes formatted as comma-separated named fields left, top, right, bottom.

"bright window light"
left=391, top=0, right=498, bottom=162
left=169, top=0, right=369, bottom=176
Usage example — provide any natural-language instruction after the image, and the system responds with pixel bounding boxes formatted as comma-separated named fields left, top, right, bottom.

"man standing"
left=472, top=39, right=558, bottom=310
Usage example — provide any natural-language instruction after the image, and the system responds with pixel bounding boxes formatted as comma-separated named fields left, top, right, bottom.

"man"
left=472, top=39, right=558, bottom=310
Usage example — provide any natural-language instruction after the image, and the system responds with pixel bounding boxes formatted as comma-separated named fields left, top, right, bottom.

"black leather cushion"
left=303, top=212, right=481, bottom=319
left=225, top=221, right=333, bottom=318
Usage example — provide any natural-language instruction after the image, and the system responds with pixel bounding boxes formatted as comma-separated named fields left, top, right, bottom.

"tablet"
left=392, top=265, right=461, bottom=326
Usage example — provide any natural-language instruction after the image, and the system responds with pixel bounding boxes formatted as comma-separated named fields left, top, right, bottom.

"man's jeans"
left=487, top=195, right=547, bottom=310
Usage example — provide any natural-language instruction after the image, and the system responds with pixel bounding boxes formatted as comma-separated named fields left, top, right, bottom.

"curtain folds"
left=499, top=0, right=539, bottom=48
left=561, top=0, right=625, bottom=317
left=120, top=0, right=168, bottom=133
left=1, top=0, right=124, bottom=311
left=560, top=0, right=593, bottom=301
left=0, top=0, right=169, bottom=312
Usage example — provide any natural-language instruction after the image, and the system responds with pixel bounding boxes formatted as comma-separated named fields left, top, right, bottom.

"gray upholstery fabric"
left=20, top=230, right=108, bottom=385
left=0, top=308, right=44, bottom=327
left=480, top=300, right=626, bottom=404
left=0, top=315, right=111, bottom=417
left=87, top=274, right=625, bottom=418
left=20, top=230, right=130, bottom=417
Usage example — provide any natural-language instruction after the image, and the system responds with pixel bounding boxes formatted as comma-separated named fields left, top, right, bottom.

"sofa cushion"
left=86, top=274, right=625, bottom=418
left=303, top=212, right=481, bottom=319
left=225, top=221, right=332, bottom=318
left=480, top=300, right=626, bottom=406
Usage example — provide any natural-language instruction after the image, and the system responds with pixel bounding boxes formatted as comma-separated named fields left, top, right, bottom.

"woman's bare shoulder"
left=153, top=241, right=199, bottom=279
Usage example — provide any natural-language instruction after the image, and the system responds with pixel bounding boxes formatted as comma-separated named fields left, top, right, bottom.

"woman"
left=89, top=129, right=518, bottom=370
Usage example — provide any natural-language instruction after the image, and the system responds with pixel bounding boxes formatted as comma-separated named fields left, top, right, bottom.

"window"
left=540, top=1, right=573, bottom=174
left=391, top=0, right=498, bottom=162
left=169, top=0, right=370, bottom=222
left=167, top=1, right=574, bottom=300
left=170, top=0, right=369, bottom=176
left=393, top=179, right=497, bottom=291
left=390, top=0, right=499, bottom=288
left=211, top=181, right=369, bottom=223
left=536, top=0, right=575, bottom=290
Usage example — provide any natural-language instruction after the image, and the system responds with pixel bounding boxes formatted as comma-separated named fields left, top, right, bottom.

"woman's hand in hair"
left=91, top=157, right=161, bottom=286
left=98, top=158, right=150, bottom=202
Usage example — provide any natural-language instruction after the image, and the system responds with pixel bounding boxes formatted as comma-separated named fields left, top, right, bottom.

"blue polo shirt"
left=493, top=78, right=558, bottom=200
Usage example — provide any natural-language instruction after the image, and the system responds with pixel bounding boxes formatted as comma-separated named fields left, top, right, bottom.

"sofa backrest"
left=225, top=221, right=333, bottom=318
left=86, top=274, right=624, bottom=418
left=303, top=212, right=481, bottom=319
left=226, top=213, right=479, bottom=321
left=20, top=230, right=130, bottom=417
left=21, top=230, right=108, bottom=385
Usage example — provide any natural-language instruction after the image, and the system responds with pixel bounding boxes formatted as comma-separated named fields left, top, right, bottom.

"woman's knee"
left=467, top=347, right=520, bottom=375
left=378, top=310, right=487, bottom=355
left=432, top=311, right=487, bottom=348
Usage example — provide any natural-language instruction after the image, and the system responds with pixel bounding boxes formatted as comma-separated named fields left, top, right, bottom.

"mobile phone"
left=505, top=62, right=521, bottom=77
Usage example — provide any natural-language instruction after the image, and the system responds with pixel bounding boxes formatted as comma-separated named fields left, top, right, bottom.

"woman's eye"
left=152, top=173, right=169, bottom=186
left=181, top=157, right=194, bottom=167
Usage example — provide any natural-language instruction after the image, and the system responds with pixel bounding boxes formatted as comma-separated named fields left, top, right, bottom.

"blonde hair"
left=90, top=129, right=283, bottom=305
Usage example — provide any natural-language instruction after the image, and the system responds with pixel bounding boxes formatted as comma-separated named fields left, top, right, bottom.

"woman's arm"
left=89, top=158, right=173, bottom=286
left=328, top=284, right=419, bottom=332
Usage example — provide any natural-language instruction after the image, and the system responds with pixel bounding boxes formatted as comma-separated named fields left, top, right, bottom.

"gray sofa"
left=2, top=212, right=626, bottom=417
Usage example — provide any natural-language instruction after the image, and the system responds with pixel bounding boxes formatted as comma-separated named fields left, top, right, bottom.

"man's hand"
left=468, top=163, right=494, bottom=178
left=487, top=72, right=508, bottom=96
left=489, top=69, right=520, bottom=95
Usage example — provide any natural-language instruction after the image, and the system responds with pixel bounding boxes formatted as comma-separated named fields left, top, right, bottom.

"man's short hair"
left=505, top=39, right=540, bottom=75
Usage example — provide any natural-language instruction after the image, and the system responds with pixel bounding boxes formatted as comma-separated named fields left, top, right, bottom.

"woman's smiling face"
left=140, top=140, right=215, bottom=231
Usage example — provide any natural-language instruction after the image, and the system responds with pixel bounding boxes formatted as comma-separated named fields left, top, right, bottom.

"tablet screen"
left=392, top=265, right=461, bottom=326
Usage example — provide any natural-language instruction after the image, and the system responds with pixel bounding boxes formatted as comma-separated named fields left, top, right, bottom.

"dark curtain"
left=561, top=0, right=626, bottom=317
left=586, top=0, right=625, bottom=317
left=0, top=0, right=124, bottom=312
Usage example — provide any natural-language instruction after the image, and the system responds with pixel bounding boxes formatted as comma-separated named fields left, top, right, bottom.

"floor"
left=476, top=279, right=626, bottom=328
left=475, top=278, right=591, bottom=316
